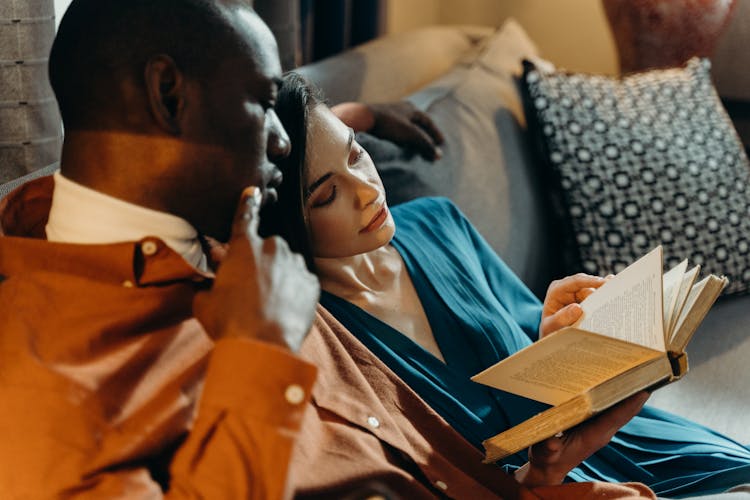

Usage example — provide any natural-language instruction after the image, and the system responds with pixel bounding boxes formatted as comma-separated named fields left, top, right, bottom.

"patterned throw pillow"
left=523, top=58, right=750, bottom=295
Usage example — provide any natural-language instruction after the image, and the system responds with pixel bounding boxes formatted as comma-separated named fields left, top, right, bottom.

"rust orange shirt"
left=0, top=176, right=317, bottom=498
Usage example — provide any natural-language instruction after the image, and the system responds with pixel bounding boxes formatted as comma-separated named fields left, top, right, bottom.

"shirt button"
left=367, top=416, right=380, bottom=429
left=284, top=384, right=305, bottom=405
left=122, top=280, right=134, bottom=288
left=435, top=480, right=448, bottom=491
left=141, top=240, right=158, bottom=256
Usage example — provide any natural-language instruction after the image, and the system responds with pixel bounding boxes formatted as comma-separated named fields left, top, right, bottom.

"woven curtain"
left=0, top=0, right=61, bottom=183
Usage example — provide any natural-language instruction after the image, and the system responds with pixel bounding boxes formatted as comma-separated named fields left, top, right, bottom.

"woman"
left=260, top=72, right=750, bottom=497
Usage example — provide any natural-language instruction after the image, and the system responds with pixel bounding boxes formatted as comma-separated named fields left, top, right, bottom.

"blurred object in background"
left=603, top=0, right=737, bottom=74
left=254, top=0, right=386, bottom=71
left=0, top=0, right=61, bottom=183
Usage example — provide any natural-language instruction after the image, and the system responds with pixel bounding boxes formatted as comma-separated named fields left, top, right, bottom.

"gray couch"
left=297, top=23, right=750, bottom=444
left=1, top=22, right=747, bottom=445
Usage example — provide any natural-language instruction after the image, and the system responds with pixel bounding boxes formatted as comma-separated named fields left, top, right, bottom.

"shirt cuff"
left=200, top=338, right=317, bottom=430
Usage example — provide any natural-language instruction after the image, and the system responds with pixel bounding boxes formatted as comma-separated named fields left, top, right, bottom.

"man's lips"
left=261, top=168, right=283, bottom=207
left=262, top=187, right=278, bottom=206
left=360, top=205, right=388, bottom=233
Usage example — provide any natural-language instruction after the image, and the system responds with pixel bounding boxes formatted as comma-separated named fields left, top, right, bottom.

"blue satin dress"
left=321, top=197, right=750, bottom=497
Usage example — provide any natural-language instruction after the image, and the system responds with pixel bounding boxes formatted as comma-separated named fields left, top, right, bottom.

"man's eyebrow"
left=305, top=172, right=333, bottom=200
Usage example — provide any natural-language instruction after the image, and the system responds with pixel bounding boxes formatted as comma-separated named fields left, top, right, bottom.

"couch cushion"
left=297, top=25, right=493, bottom=105
left=523, top=58, right=750, bottom=295
left=356, top=20, right=560, bottom=297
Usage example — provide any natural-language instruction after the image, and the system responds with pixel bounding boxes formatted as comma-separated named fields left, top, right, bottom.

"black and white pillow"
left=524, top=58, right=750, bottom=295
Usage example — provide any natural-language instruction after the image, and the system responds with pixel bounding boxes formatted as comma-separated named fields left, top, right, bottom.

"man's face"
left=176, top=7, right=290, bottom=241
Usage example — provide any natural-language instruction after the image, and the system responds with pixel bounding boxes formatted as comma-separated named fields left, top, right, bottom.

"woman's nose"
left=266, top=110, right=291, bottom=162
left=354, top=177, right=379, bottom=208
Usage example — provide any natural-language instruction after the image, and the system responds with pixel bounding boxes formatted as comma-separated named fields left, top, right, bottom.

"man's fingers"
left=231, top=186, right=262, bottom=240
left=404, top=123, right=440, bottom=160
left=411, top=111, right=445, bottom=145
left=203, top=235, right=229, bottom=265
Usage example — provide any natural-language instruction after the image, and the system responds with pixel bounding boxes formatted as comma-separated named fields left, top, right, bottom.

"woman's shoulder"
left=391, top=197, right=464, bottom=221
left=392, top=197, right=470, bottom=241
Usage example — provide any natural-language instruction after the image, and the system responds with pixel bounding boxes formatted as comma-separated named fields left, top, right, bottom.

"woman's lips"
left=361, top=206, right=388, bottom=233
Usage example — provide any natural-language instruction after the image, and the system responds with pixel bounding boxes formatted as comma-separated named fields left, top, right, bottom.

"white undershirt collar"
left=45, top=171, right=208, bottom=271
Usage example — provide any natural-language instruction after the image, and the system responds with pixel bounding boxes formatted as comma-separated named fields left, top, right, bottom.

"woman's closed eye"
left=311, top=184, right=337, bottom=208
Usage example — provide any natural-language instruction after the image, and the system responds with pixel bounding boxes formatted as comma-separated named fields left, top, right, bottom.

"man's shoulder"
left=0, top=175, right=54, bottom=239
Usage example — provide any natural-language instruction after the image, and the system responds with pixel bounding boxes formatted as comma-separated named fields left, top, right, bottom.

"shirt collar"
left=45, top=172, right=208, bottom=271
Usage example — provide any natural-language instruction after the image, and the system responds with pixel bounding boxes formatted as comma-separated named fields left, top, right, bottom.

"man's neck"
left=60, top=130, right=182, bottom=213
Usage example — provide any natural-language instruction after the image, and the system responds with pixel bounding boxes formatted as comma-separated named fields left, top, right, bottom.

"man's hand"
left=332, top=101, right=445, bottom=161
left=539, top=273, right=609, bottom=338
left=193, top=187, right=320, bottom=352
left=515, top=391, right=650, bottom=487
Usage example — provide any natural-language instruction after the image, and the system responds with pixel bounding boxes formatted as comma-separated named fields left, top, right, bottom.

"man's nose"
left=266, top=109, right=291, bottom=162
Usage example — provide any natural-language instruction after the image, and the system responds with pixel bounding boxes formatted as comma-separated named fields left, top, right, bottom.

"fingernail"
left=246, top=186, right=262, bottom=207
left=434, top=147, right=443, bottom=159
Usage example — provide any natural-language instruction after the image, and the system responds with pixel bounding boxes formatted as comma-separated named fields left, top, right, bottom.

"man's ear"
left=145, top=54, right=185, bottom=134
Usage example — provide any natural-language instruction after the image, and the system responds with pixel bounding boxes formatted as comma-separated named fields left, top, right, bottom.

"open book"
left=472, top=246, right=727, bottom=463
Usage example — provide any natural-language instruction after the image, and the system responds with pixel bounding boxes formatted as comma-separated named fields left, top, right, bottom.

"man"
left=0, top=0, right=655, bottom=498
left=0, top=0, right=319, bottom=497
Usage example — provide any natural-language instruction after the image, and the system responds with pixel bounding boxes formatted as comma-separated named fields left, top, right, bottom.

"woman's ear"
left=144, top=54, right=184, bottom=134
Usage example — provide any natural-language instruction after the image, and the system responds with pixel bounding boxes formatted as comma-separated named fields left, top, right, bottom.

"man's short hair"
left=49, top=0, right=244, bottom=130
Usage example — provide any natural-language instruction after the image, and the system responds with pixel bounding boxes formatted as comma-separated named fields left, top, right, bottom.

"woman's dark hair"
left=259, top=72, right=325, bottom=272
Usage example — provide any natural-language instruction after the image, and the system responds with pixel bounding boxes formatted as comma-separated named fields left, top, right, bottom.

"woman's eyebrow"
left=305, top=128, right=355, bottom=200
left=305, top=172, right=333, bottom=200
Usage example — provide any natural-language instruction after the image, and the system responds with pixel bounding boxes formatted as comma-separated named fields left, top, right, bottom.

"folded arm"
left=332, top=101, right=445, bottom=161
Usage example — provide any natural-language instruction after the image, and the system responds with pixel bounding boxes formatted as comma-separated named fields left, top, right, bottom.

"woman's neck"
left=314, top=245, right=403, bottom=300
left=315, top=244, right=445, bottom=362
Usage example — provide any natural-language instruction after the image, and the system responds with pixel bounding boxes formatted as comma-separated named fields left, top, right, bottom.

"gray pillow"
left=363, top=20, right=561, bottom=297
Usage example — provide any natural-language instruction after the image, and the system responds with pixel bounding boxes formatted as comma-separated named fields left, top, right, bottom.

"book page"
left=575, top=247, right=665, bottom=351
left=667, top=265, right=700, bottom=336
left=669, top=275, right=727, bottom=351
left=662, top=259, right=687, bottom=336
left=672, top=276, right=708, bottom=338
left=472, top=328, right=662, bottom=406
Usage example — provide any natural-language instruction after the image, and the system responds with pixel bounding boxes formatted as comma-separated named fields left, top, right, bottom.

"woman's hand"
left=539, top=273, right=610, bottom=338
left=515, top=391, right=650, bottom=487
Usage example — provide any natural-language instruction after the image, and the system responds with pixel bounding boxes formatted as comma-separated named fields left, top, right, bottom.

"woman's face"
left=302, top=104, right=395, bottom=258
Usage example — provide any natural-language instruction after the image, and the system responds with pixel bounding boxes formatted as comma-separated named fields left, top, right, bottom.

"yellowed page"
left=667, top=265, right=700, bottom=336
left=472, top=328, right=663, bottom=405
left=669, top=275, right=727, bottom=351
left=575, top=246, right=665, bottom=351
left=662, top=259, right=688, bottom=336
